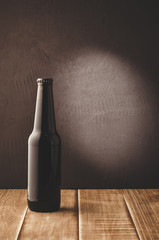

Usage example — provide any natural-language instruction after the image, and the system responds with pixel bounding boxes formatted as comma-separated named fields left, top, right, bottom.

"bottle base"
left=28, top=199, right=60, bottom=212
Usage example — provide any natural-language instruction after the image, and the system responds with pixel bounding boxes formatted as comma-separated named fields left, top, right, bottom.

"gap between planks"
left=122, top=194, right=141, bottom=240
left=16, top=207, right=28, bottom=240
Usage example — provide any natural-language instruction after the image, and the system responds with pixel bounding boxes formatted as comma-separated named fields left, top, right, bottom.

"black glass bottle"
left=28, top=78, right=61, bottom=212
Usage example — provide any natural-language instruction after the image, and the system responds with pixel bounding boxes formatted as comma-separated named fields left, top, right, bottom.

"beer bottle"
left=28, top=78, right=61, bottom=212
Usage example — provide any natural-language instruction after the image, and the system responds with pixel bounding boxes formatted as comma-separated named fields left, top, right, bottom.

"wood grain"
left=18, top=190, right=78, bottom=240
left=123, top=189, right=159, bottom=240
left=78, top=189, right=139, bottom=240
left=0, top=189, right=159, bottom=239
left=0, top=189, right=27, bottom=240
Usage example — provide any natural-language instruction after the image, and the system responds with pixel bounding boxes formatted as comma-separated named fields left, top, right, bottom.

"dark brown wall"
left=0, top=0, right=159, bottom=188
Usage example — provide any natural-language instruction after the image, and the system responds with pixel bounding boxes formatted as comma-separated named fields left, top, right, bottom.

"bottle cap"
left=37, top=78, right=53, bottom=84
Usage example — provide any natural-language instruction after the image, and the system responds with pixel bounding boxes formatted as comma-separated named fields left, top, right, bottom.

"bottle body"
left=28, top=78, right=61, bottom=212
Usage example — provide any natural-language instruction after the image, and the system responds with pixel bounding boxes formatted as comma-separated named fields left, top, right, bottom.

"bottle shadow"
left=59, top=207, right=77, bottom=212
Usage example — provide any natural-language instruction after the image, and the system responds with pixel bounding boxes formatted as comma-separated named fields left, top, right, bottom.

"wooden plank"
left=0, top=189, right=27, bottom=240
left=18, top=190, right=78, bottom=240
left=78, top=189, right=139, bottom=240
left=123, top=189, right=159, bottom=240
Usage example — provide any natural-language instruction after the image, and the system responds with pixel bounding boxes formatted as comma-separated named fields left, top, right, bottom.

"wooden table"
left=0, top=189, right=159, bottom=240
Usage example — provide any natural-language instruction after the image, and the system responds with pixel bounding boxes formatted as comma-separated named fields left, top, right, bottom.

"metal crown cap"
left=37, top=78, right=53, bottom=84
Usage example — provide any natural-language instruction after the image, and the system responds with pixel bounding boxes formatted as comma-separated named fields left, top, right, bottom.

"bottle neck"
left=33, top=83, right=56, bottom=133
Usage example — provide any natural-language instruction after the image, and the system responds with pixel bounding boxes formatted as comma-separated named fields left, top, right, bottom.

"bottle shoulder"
left=28, top=130, right=61, bottom=145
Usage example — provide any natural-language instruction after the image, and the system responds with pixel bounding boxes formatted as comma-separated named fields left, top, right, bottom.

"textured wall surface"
left=0, top=0, right=159, bottom=188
